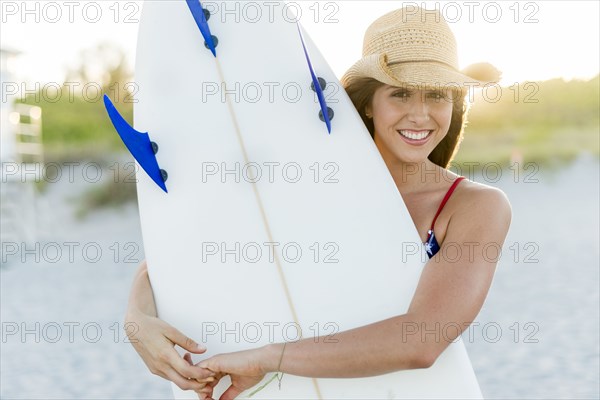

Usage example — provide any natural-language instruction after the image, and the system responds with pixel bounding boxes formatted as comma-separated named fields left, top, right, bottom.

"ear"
left=364, top=105, right=372, bottom=118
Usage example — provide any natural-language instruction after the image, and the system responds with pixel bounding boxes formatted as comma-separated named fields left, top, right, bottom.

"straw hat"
left=341, top=6, right=501, bottom=90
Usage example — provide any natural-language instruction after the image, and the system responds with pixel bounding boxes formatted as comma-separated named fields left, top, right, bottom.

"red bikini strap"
left=430, top=176, right=466, bottom=231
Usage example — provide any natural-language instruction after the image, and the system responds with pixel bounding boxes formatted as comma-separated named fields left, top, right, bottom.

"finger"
left=198, top=373, right=222, bottom=400
left=195, top=376, right=216, bottom=384
left=195, top=359, right=225, bottom=381
left=164, top=367, right=207, bottom=391
left=200, top=376, right=220, bottom=393
left=206, top=373, right=223, bottom=387
left=197, top=359, right=215, bottom=371
left=156, top=365, right=212, bottom=387
left=168, top=350, right=216, bottom=381
left=196, top=390, right=209, bottom=400
left=184, top=353, right=216, bottom=383
left=196, top=386, right=216, bottom=400
left=165, top=327, right=207, bottom=354
left=220, top=385, right=243, bottom=400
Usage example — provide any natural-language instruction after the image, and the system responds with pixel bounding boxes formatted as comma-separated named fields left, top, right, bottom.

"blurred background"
left=1, top=1, right=598, bottom=399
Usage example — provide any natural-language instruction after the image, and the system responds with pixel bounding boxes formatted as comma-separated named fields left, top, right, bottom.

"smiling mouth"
left=397, top=130, right=432, bottom=141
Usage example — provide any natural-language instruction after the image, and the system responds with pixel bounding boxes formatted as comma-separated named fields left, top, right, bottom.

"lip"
left=397, top=129, right=433, bottom=145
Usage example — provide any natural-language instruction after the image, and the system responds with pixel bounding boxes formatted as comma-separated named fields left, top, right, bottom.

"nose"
left=406, top=96, right=430, bottom=125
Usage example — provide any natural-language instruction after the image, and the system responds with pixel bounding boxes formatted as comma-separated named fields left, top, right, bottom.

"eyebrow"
left=387, top=86, right=412, bottom=92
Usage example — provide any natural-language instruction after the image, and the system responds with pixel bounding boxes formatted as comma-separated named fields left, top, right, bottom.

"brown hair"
left=344, top=78, right=468, bottom=169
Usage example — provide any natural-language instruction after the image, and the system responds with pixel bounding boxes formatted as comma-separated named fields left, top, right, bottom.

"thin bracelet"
left=276, top=342, right=287, bottom=389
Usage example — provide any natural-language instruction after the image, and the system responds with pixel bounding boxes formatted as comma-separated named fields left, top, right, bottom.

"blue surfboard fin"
left=103, top=95, right=168, bottom=193
left=186, top=0, right=217, bottom=57
left=296, top=23, right=332, bottom=134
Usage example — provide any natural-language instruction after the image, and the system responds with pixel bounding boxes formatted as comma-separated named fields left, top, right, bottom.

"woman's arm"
left=126, top=260, right=158, bottom=317
left=125, top=260, right=216, bottom=392
left=198, top=187, right=512, bottom=382
left=269, top=187, right=511, bottom=377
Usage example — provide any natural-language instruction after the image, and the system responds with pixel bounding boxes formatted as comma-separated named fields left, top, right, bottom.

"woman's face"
left=368, top=85, right=454, bottom=165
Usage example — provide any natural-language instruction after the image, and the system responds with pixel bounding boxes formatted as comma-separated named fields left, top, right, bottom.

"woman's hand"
left=125, top=307, right=217, bottom=392
left=195, top=346, right=277, bottom=400
left=125, top=261, right=216, bottom=393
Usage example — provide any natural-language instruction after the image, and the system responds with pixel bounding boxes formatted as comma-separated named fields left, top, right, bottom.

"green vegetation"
left=17, top=43, right=132, bottom=162
left=15, top=43, right=599, bottom=213
left=23, top=64, right=598, bottom=169
left=19, top=91, right=131, bottom=160
left=456, top=76, right=599, bottom=169
left=16, top=44, right=136, bottom=216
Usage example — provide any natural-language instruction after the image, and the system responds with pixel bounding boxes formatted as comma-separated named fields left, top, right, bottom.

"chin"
left=390, top=150, right=430, bottom=165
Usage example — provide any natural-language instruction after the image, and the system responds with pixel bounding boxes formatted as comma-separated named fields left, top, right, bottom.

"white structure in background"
left=0, top=47, right=20, bottom=161
left=1, top=47, right=43, bottom=249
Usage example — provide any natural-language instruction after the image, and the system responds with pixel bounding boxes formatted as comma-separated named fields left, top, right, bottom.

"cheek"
left=436, top=104, right=454, bottom=133
left=372, top=99, right=403, bottom=131
left=371, top=107, right=389, bottom=132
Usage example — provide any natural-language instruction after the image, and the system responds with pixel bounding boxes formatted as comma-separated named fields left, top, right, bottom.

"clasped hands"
left=182, top=345, right=280, bottom=400
left=125, top=306, right=283, bottom=400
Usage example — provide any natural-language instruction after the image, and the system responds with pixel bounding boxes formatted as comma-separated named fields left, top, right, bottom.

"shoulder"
left=450, top=179, right=512, bottom=236
left=457, top=179, right=511, bottom=214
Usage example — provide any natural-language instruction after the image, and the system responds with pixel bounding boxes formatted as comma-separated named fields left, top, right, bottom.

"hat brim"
left=341, top=53, right=496, bottom=91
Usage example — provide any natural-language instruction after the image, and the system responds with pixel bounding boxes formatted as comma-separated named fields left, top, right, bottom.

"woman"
left=125, top=6, right=511, bottom=399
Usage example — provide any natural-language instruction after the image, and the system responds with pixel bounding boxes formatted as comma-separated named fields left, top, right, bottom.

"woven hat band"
left=387, top=59, right=460, bottom=74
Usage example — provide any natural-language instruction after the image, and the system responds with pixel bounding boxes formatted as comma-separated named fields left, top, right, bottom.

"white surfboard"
left=133, top=1, right=483, bottom=398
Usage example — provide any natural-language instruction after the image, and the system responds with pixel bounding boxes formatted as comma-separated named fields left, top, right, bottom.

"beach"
left=1, top=155, right=599, bottom=399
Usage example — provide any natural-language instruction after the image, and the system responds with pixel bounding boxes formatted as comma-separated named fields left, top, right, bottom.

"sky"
left=1, top=0, right=599, bottom=87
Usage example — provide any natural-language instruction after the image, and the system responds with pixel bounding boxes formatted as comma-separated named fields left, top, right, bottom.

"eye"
left=426, top=91, right=445, bottom=101
left=391, top=90, right=411, bottom=100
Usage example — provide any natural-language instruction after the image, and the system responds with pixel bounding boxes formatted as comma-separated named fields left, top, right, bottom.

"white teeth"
left=399, top=130, right=430, bottom=140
